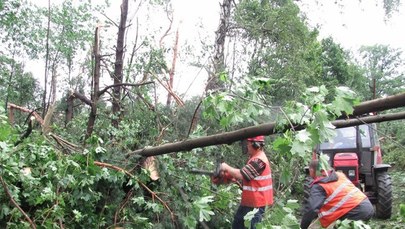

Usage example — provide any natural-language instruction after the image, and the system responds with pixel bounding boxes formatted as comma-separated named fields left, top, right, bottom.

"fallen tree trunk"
left=129, top=92, right=405, bottom=157
left=130, top=111, right=405, bottom=157
left=333, top=111, right=405, bottom=128
left=350, top=92, right=405, bottom=117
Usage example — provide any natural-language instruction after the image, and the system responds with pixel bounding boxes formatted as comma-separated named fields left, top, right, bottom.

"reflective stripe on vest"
left=319, top=188, right=360, bottom=217
left=254, top=174, right=272, bottom=180
left=317, top=172, right=366, bottom=228
left=242, top=170, right=272, bottom=191
left=243, top=184, right=273, bottom=192
left=323, top=179, right=352, bottom=205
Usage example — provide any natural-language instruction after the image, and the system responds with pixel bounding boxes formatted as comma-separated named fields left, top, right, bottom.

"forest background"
left=1, top=0, right=405, bottom=228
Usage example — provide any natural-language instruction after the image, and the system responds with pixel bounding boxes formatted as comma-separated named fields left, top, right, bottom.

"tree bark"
left=85, top=25, right=102, bottom=140
left=50, top=64, right=57, bottom=104
left=166, top=28, right=179, bottom=106
left=350, top=92, right=405, bottom=117
left=7, top=103, right=44, bottom=126
left=205, top=0, right=232, bottom=92
left=111, top=0, right=129, bottom=128
left=129, top=92, right=405, bottom=157
left=66, top=25, right=101, bottom=139
left=42, top=0, right=51, bottom=119
left=5, top=57, right=15, bottom=113
left=65, top=92, right=74, bottom=125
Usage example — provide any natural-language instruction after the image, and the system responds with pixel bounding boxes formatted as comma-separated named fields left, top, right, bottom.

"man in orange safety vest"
left=300, top=159, right=374, bottom=229
left=213, top=135, right=273, bottom=229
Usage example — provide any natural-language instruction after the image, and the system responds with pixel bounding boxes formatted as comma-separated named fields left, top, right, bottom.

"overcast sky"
left=171, top=0, right=405, bottom=98
left=27, top=0, right=405, bottom=100
left=298, top=0, right=405, bottom=51
left=169, top=0, right=405, bottom=51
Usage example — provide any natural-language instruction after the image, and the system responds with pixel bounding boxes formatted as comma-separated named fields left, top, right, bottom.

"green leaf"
left=146, top=202, right=162, bottom=213
left=219, top=71, right=229, bottom=82
left=219, top=116, right=230, bottom=127
left=279, top=167, right=292, bottom=185
left=72, top=209, right=83, bottom=222
left=330, top=86, right=359, bottom=116
left=400, top=204, right=405, bottom=217
left=286, top=199, right=300, bottom=210
left=272, top=136, right=291, bottom=153
left=304, top=86, right=328, bottom=105
left=244, top=208, right=259, bottom=228
left=290, top=139, right=311, bottom=156
left=0, top=141, right=10, bottom=153
left=132, top=196, right=145, bottom=206
left=193, top=196, right=215, bottom=222
left=296, top=130, right=311, bottom=143
left=183, top=215, right=197, bottom=229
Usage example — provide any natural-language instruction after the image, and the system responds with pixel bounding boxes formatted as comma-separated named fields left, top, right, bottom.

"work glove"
left=211, top=170, right=235, bottom=185
left=211, top=175, right=221, bottom=185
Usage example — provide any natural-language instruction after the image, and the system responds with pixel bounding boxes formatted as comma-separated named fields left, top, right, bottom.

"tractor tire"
left=301, top=176, right=313, bottom=215
left=375, top=172, right=392, bottom=219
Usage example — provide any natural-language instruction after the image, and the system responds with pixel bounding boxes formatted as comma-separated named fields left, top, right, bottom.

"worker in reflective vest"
left=300, top=159, right=374, bottom=229
left=217, top=135, right=273, bottom=229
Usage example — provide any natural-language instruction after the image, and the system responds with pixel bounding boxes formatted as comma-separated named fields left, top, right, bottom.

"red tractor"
left=304, top=123, right=392, bottom=219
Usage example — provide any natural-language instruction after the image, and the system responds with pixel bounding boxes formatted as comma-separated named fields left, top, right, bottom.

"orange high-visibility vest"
left=317, top=172, right=366, bottom=228
left=240, top=152, right=273, bottom=207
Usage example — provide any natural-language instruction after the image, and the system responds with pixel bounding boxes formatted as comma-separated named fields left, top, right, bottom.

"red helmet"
left=247, top=135, right=265, bottom=142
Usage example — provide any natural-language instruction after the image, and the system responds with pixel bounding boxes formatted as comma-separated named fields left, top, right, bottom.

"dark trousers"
left=232, top=205, right=266, bottom=229
left=341, top=198, right=375, bottom=221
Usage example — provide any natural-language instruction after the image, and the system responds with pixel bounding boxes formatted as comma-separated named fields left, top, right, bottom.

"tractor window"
left=320, top=127, right=356, bottom=149
left=359, top=125, right=371, bottom=148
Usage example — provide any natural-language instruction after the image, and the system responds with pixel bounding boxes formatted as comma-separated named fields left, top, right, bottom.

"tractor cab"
left=305, top=123, right=392, bottom=219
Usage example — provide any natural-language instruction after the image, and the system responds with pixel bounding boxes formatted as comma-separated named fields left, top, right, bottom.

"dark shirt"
left=240, top=158, right=266, bottom=181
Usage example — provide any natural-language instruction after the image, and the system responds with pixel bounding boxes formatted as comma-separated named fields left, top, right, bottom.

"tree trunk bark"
left=50, top=64, right=57, bottom=104
left=65, top=92, right=74, bottom=125
left=111, top=0, right=129, bottom=128
left=166, top=28, right=179, bottom=106
left=349, top=92, right=405, bottom=117
left=205, top=0, right=232, bottom=92
left=42, top=0, right=51, bottom=119
left=4, top=57, right=15, bottom=113
left=85, top=25, right=102, bottom=140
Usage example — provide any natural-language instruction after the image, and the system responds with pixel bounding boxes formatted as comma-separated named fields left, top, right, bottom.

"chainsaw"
left=189, top=161, right=221, bottom=178
left=189, top=161, right=242, bottom=189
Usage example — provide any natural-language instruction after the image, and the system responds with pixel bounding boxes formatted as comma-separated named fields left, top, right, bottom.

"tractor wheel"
left=301, top=176, right=313, bottom=215
left=375, top=172, right=392, bottom=219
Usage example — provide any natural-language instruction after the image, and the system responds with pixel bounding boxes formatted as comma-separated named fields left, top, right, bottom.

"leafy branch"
left=0, top=175, right=36, bottom=229
left=93, top=161, right=176, bottom=225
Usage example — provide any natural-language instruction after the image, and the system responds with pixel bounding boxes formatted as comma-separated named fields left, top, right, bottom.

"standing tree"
left=0, top=58, right=41, bottom=118
left=111, top=0, right=128, bottom=128
left=232, top=0, right=320, bottom=105
left=319, top=37, right=367, bottom=100
left=34, top=1, right=95, bottom=116
left=205, top=0, right=233, bottom=93
left=0, top=0, right=96, bottom=117
left=358, top=45, right=405, bottom=100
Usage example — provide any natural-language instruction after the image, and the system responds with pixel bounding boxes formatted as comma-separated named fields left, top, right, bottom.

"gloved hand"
left=211, top=170, right=235, bottom=185
left=211, top=175, right=221, bottom=185
left=221, top=170, right=235, bottom=184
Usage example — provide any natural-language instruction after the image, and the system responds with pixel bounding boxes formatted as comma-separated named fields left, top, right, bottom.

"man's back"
left=301, top=170, right=374, bottom=229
